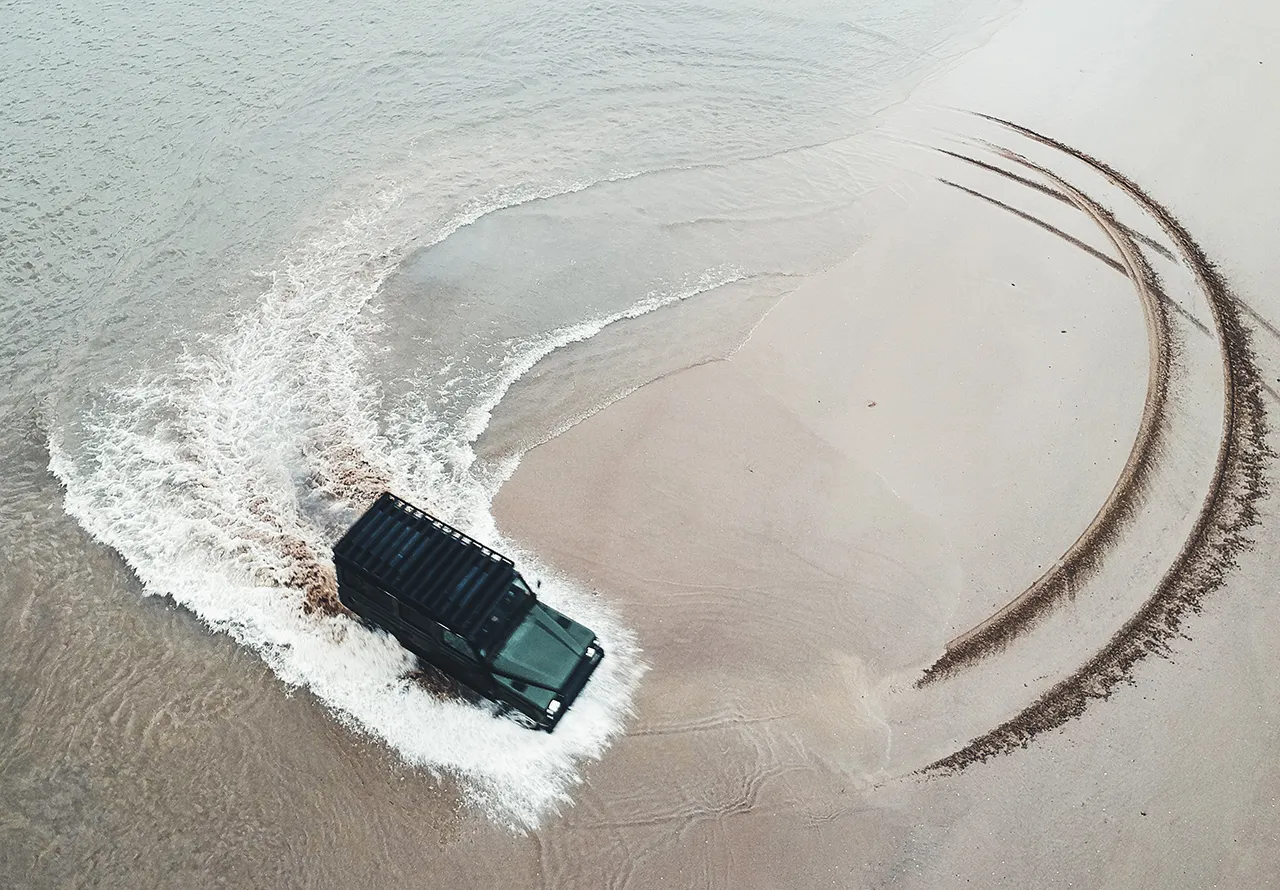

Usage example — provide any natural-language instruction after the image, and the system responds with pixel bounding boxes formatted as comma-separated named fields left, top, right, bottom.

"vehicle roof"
left=333, top=492, right=517, bottom=640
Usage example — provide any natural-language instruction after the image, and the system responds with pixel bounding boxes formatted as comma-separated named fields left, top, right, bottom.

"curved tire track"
left=919, top=147, right=1174, bottom=684
left=924, top=118, right=1270, bottom=772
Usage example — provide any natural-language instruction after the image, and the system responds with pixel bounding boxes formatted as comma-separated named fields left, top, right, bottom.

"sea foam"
left=46, top=179, right=744, bottom=828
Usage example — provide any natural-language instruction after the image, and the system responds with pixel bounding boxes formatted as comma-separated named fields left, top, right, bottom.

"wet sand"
left=8, top=0, right=1280, bottom=887
left=492, top=0, right=1280, bottom=885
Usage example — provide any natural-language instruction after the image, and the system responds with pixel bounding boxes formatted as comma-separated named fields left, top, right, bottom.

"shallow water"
left=3, top=0, right=1020, bottom=882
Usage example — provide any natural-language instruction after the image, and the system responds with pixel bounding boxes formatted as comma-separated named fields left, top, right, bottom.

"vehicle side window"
left=442, top=628, right=471, bottom=658
left=349, top=575, right=394, bottom=614
left=398, top=598, right=430, bottom=627
left=362, top=584, right=396, bottom=615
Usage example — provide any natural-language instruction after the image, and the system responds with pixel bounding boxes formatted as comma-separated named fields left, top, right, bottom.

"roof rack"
left=333, top=493, right=516, bottom=640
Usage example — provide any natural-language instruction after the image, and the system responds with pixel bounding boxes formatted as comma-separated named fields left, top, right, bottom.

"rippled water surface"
left=2, top=0, right=1019, bottom=883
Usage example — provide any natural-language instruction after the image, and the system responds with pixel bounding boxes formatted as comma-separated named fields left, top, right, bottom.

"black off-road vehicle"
left=333, top=492, right=603, bottom=731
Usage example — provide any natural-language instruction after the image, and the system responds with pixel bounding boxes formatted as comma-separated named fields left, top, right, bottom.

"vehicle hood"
left=490, top=602, right=595, bottom=694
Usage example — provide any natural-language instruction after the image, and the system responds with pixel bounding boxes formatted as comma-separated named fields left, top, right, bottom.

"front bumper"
left=539, top=641, right=605, bottom=732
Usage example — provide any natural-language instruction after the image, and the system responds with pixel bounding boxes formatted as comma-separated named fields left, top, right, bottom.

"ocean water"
left=2, top=0, right=1020, bottom=874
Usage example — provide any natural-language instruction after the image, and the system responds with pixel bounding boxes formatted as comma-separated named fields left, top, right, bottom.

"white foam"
left=51, top=412, right=644, bottom=827
left=48, top=183, right=704, bottom=828
left=384, top=266, right=750, bottom=518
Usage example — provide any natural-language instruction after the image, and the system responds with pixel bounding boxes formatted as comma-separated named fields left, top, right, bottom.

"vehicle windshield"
left=473, top=576, right=534, bottom=658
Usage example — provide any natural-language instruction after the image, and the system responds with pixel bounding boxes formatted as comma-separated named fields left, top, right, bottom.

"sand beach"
left=490, top=0, right=1280, bottom=885
left=5, top=0, right=1280, bottom=886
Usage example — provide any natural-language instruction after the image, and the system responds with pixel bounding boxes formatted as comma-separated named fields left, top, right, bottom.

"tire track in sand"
left=936, top=147, right=1177, bottom=262
left=925, top=118, right=1271, bottom=771
left=934, top=178, right=1127, bottom=275
left=918, top=146, right=1174, bottom=685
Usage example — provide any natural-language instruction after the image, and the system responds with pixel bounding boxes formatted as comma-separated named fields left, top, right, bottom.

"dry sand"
left=491, top=0, right=1280, bottom=885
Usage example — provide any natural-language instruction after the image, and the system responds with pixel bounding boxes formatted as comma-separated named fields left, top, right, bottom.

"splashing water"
left=42, top=178, right=778, bottom=827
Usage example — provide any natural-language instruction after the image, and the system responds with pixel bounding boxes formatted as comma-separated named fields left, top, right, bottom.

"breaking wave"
left=41, top=182, right=757, bottom=827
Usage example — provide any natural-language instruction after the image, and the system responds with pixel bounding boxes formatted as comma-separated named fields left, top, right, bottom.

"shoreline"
left=490, top=0, right=1280, bottom=884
